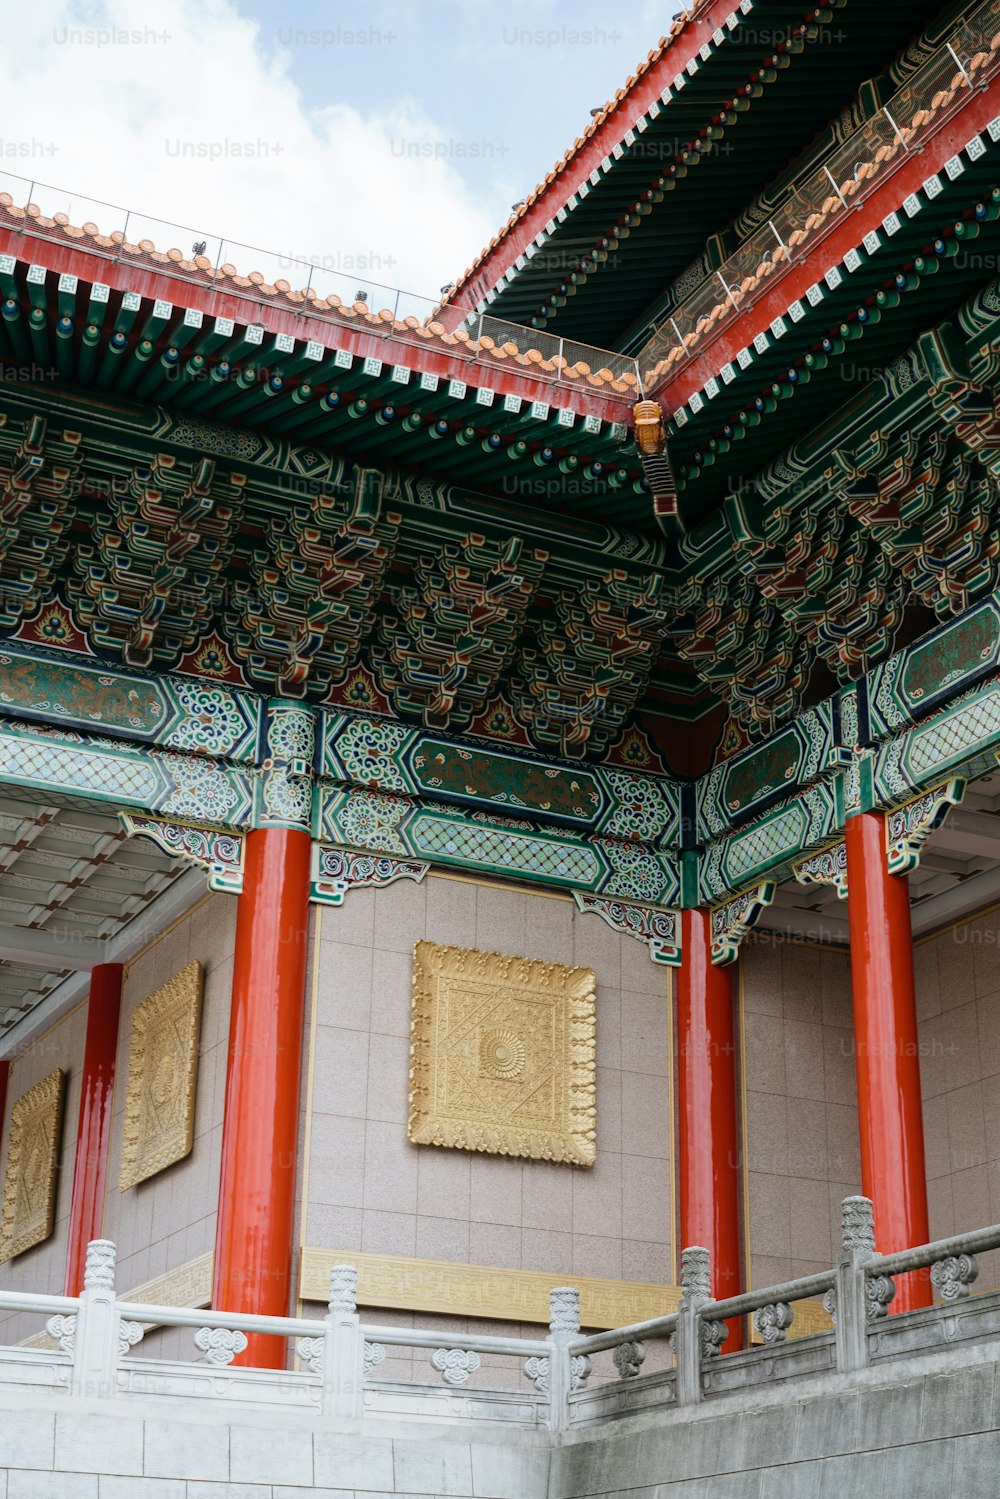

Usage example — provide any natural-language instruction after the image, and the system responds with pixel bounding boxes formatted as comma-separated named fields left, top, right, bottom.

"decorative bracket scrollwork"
left=572, top=892, right=680, bottom=966
left=119, top=812, right=245, bottom=894
left=885, top=779, right=966, bottom=876
left=709, top=880, right=776, bottom=965
left=310, top=844, right=429, bottom=907
left=793, top=841, right=848, bottom=899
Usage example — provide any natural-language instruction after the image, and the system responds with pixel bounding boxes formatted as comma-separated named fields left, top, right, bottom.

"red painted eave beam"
left=0, top=228, right=631, bottom=426
left=451, top=0, right=742, bottom=304
left=654, top=83, right=1000, bottom=410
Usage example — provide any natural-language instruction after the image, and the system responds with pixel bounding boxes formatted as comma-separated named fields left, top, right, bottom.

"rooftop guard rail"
left=1, top=1197, right=1000, bottom=1431
left=638, top=0, right=1000, bottom=390
left=0, top=172, right=641, bottom=403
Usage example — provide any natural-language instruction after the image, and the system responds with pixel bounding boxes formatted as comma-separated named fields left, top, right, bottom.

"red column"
left=845, top=810, right=930, bottom=1312
left=212, top=827, right=312, bottom=1367
left=677, top=908, right=743, bottom=1347
left=64, top=963, right=123, bottom=1296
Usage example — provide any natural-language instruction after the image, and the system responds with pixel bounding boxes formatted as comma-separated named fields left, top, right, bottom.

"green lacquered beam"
left=133, top=307, right=205, bottom=401
left=95, top=290, right=142, bottom=388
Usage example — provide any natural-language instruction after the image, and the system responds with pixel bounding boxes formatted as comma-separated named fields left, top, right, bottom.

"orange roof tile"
left=0, top=196, right=639, bottom=402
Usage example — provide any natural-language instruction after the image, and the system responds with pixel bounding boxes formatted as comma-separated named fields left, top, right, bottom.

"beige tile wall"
left=0, top=1000, right=87, bottom=1340
left=0, top=892, right=236, bottom=1344
left=915, top=909, right=1000, bottom=1286
left=301, top=873, right=675, bottom=1304
left=9, top=872, right=1000, bottom=1350
left=101, top=892, right=236, bottom=1297
left=741, top=936, right=862, bottom=1289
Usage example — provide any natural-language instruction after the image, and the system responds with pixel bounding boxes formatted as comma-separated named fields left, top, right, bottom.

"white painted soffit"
left=0, top=866, right=208, bottom=1059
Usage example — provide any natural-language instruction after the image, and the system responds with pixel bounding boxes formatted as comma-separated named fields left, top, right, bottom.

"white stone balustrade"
left=1, top=1201, right=1000, bottom=1435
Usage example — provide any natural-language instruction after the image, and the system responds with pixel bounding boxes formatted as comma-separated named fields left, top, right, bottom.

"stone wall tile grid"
left=361, top=1208, right=418, bottom=1258
left=8, top=1475, right=97, bottom=1499
left=819, top=1026, right=854, bottom=1106
left=619, top=990, right=669, bottom=1077
left=522, top=1227, right=575, bottom=1272
left=783, top=1021, right=826, bottom=1103
left=743, top=1013, right=787, bottom=1098
left=571, top=1233, right=623, bottom=1280
left=621, top=1156, right=670, bottom=1244
left=424, top=874, right=478, bottom=951
left=572, top=1151, right=623, bottom=1239
left=619, top=1070, right=671, bottom=1160
left=779, top=946, right=823, bottom=1025
left=99, top=1478, right=185, bottom=1499
left=814, top=1450, right=885, bottom=1496
left=469, top=1221, right=523, bottom=1268
left=786, top=1098, right=829, bottom=1183
left=758, top=1457, right=821, bottom=1493
left=927, top=1175, right=955, bottom=1241
left=944, top=1002, right=981, bottom=1093
left=742, top=942, right=784, bottom=1017
left=315, top=940, right=374, bottom=1032
left=414, top=1214, right=472, bottom=1263
left=229, top=1427, right=312, bottom=1488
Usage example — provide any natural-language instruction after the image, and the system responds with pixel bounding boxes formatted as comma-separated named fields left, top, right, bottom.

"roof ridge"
left=447, top=6, right=698, bottom=300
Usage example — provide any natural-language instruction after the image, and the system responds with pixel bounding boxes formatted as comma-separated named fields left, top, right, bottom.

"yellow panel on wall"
left=119, top=961, right=203, bottom=1191
left=300, top=1246, right=679, bottom=1328
left=0, top=1069, right=65, bottom=1263
left=408, top=940, right=596, bottom=1165
left=299, top=1247, right=832, bottom=1340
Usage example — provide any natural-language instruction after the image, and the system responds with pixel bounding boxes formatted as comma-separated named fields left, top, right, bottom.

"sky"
left=2, top=0, right=682, bottom=307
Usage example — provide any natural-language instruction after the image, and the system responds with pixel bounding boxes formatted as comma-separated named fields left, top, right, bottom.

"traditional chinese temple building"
left=2, top=0, right=1000, bottom=1453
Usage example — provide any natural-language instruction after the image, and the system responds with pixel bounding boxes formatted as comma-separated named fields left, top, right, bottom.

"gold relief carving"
left=300, top=1247, right=679, bottom=1329
left=408, top=940, right=596, bottom=1165
left=0, top=1069, right=65, bottom=1263
left=122, top=1250, right=214, bottom=1311
left=119, top=961, right=203, bottom=1192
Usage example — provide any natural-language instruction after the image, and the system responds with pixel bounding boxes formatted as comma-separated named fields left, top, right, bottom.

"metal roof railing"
left=639, top=0, right=1000, bottom=390
left=0, top=171, right=641, bottom=404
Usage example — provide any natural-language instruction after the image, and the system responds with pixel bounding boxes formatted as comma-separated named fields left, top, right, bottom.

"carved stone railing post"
left=322, top=1264, right=364, bottom=1420
left=675, top=1246, right=715, bottom=1407
left=71, top=1240, right=120, bottom=1399
left=831, top=1196, right=878, bottom=1374
left=546, top=1287, right=580, bottom=1432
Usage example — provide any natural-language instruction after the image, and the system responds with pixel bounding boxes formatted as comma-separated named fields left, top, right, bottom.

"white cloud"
left=0, top=0, right=502, bottom=303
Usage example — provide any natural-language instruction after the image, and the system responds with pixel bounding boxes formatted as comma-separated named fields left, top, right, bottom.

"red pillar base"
left=212, top=827, right=312, bottom=1367
left=677, top=908, right=744, bottom=1348
left=845, top=811, right=931, bottom=1313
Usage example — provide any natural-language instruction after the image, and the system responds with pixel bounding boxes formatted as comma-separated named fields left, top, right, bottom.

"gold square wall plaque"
left=0, top=1069, right=65, bottom=1263
left=119, top=960, right=203, bottom=1191
left=408, top=941, right=596, bottom=1165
